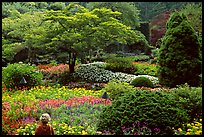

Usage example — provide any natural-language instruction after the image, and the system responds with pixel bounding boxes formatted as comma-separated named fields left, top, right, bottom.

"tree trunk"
left=68, top=48, right=77, bottom=73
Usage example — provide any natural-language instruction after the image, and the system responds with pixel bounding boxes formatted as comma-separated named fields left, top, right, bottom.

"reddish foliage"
left=150, top=11, right=171, bottom=47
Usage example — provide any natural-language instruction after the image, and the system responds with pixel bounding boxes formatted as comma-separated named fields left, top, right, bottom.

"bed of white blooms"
left=74, top=62, right=159, bottom=86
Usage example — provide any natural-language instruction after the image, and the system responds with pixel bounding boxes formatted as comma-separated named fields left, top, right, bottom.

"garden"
left=2, top=2, right=202, bottom=135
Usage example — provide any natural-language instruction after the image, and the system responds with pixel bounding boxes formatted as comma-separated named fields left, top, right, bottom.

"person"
left=35, top=113, right=54, bottom=135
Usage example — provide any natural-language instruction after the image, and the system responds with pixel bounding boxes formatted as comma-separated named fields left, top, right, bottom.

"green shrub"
left=158, top=11, right=202, bottom=88
left=134, top=55, right=150, bottom=62
left=130, top=76, right=154, bottom=88
left=105, top=57, right=137, bottom=74
left=97, top=90, right=190, bottom=135
left=101, top=80, right=135, bottom=100
left=58, top=71, right=78, bottom=85
left=134, top=62, right=158, bottom=77
left=170, top=83, right=202, bottom=122
left=2, top=63, right=43, bottom=90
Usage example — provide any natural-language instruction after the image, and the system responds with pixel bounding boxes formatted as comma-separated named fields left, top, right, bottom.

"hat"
left=40, top=113, right=51, bottom=123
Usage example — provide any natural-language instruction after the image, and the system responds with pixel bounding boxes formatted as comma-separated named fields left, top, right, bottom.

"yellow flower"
left=31, top=131, right=35, bottom=135
left=200, top=119, right=202, bottom=122
left=186, top=132, right=191, bottom=135
left=96, top=131, right=102, bottom=135
left=82, top=130, right=88, bottom=135
left=187, top=124, right=191, bottom=127
left=193, top=126, right=199, bottom=129
left=187, top=129, right=192, bottom=132
left=17, top=129, right=21, bottom=132
left=195, top=131, right=202, bottom=135
left=178, top=128, right=182, bottom=132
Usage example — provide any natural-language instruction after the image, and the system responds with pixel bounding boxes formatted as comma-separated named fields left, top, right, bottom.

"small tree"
left=158, top=11, right=202, bottom=88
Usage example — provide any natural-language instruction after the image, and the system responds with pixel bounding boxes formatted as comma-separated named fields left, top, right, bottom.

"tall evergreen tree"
left=158, top=11, right=202, bottom=87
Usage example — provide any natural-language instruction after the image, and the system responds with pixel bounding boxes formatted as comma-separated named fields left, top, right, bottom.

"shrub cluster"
left=97, top=90, right=190, bottom=135
left=134, top=55, right=150, bottom=62
left=134, top=62, right=158, bottom=77
left=2, top=63, right=43, bottom=90
left=130, top=76, right=154, bottom=88
left=105, top=57, right=137, bottom=74
left=101, top=80, right=135, bottom=100
left=74, top=63, right=159, bottom=86
left=170, top=83, right=202, bottom=122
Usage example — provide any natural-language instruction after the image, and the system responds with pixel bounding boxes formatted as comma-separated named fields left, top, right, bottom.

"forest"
left=2, top=2, right=202, bottom=135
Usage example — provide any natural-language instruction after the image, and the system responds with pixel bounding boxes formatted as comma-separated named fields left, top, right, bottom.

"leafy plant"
left=2, top=63, right=43, bottom=90
left=97, top=90, right=190, bottom=135
left=105, top=57, right=137, bottom=74
left=134, top=62, right=158, bottom=76
left=134, top=55, right=150, bottom=62
left=101, top=80, right=135, bottom=100
left=130, top=76, right=154, bottom=88
left=170, top=83, right=202, bottom=122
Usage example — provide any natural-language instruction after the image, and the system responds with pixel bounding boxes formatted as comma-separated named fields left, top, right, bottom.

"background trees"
left=86, top=2, right=141, bottom=30
left=3, top=2, right=146, bottom=73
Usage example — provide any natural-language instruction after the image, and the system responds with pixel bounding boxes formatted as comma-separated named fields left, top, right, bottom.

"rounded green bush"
left=130, top=76, right=154, bottom=88
left=105, top=57, right=137, bottom=74
left=2, top=63, right=43, bottom=90
left=101, top=80, right=135, bottom=100
left=97, top=90, right=190, bottom=135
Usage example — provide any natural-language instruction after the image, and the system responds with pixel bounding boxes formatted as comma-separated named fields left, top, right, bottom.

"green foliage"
left=101, top=80, right=135, bottom=100
left=58, top=71, right=78, bottom=85
left=97, top=90, right=190, bottom=135
left=134, top=55, right=150, bottom=62
left=151, top=48, right=159, bottom=58
left=158, top=11, right=202, bottom=88
left=105, top=57, right=137, bottom=74
left=171, top=83, right=202, bottom=122
left=48, top=2, right=65, bottom=10
left=134, top=63, right=158, bottom=77
left=2, top=63, right=43, bottom=90
left=86, top=2, right=141, bottom=29
left=179, top=3, right=202, bottom=35
left=130, top=76, right=154, bottom=88
left=135, top=2, right=188, bottom=21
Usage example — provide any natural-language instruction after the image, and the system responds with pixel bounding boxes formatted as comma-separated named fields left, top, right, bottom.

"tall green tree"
left=135, top=2, right=188, bottom=21
left=86, top=2, right=141, bottom=29
left=42, top=3, right=143, bottom=72
left=2, top=11, right=51, bottom=62
left=158, top=12, right=202, bottom=87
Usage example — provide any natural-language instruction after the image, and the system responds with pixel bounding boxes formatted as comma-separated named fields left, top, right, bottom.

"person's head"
left=40, top=113, right=51, bottom=124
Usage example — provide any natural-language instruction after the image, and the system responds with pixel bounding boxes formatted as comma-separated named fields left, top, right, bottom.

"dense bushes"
left=134, top=62, right=158, bottom=77
left=171, top=83, right=202, bottom=122
left=158, top=11, right=202, bottom=88
left=74, top=62, right=159, bottom=85
left=97, top=90, right=189, bottom=135
left=134, top=55, right=150, bottom=62
left=101, top=80, right=135, bottom=100
left=2, top=63, right=43, bottom=90
left=105, top=57, right=137, bottom=74
left=130, top=76, right=154, bottom=88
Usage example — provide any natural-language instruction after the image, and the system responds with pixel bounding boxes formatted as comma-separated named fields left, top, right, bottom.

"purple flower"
left=154, top=128, right=160, bottom=132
